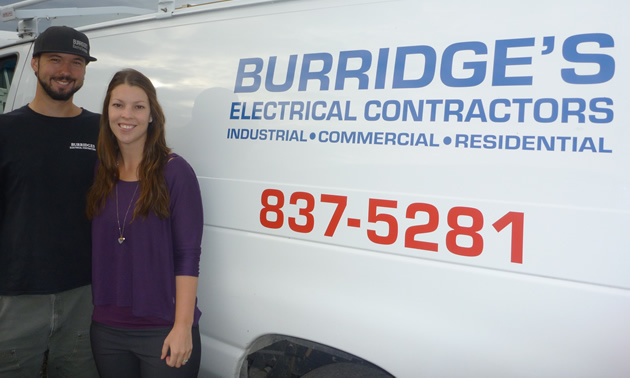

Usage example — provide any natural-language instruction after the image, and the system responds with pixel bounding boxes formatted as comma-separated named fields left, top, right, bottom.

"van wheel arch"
left=242, top=335, right=393, bottom=378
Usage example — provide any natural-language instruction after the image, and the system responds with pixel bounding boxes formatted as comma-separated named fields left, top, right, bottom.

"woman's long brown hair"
left=86, top=68, right=171, bottom=220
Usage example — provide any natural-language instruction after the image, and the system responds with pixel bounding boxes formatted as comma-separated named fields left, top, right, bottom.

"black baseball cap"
left=33, top=26, right=97, bottom=62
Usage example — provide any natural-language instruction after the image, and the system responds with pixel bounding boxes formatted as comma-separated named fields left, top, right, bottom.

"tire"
left=301, top=362, right=393, bottom=378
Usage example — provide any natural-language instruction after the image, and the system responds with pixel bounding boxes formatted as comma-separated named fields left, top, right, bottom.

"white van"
left=1, top=0, right=629, bottom=376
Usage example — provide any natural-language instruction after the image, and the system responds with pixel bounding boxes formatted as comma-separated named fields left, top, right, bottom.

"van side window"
left=0, top=55, right=17, bottom=114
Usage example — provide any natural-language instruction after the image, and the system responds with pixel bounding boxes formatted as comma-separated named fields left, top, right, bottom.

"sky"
left=0, top=0, right=198, bottom=31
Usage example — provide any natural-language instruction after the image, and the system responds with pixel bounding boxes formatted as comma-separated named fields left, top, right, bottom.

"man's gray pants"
left=0, top=285, right=99, bottom=378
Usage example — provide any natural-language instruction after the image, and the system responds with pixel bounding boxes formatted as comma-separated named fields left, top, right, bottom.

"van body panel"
left=2, top=0, right=628, bottom=376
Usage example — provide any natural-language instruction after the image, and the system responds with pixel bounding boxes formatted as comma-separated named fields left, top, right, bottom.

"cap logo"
left=72, top=39, right=89, bottom=54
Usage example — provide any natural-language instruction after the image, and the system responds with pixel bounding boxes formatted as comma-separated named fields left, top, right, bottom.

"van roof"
left=0, top=0, right=268, bottom=45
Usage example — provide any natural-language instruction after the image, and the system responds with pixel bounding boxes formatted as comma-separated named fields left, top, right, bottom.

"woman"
left=86, top=68, right=203, bottom=377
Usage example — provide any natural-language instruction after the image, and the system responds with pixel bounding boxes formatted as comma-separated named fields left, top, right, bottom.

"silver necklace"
left=115, top=183, right=139, bottom=244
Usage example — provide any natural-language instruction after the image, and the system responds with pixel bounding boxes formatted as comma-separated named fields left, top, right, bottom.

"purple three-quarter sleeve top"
left=91, top=154, right=203, bottom=328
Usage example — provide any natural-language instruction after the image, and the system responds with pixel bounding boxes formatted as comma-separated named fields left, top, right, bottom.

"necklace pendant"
left=118, top=237, right=125, bottom=244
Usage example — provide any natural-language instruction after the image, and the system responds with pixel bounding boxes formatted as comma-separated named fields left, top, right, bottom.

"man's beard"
left=37, top=74, right=82, bottom=101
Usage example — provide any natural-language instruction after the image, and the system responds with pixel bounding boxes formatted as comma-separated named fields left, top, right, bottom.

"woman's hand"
left=162, top=275, right=198, bottom=367
left=161, top=323, right=193, bottom=368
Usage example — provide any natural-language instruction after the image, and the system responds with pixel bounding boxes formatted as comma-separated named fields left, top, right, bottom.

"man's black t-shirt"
left=0, top=105, right=99, bottom=295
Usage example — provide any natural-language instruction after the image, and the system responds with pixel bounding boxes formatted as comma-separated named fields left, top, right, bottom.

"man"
left=0, top=26, right=100, bottom=377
